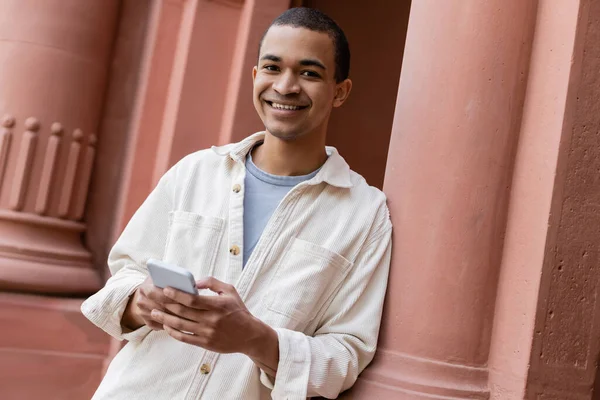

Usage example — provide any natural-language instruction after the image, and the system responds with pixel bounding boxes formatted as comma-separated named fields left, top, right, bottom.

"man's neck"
left=251, top=131, right=327, bottom=176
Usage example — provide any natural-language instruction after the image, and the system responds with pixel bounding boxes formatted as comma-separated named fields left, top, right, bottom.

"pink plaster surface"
left=3, top=0, right=600, bottom=398
left=526, top=0, right=600, bottom=397
left=487, top=0, right=584, bottom=398
left=0, top=292, right=110, bottom=399
left=85, top=0, right=153, bottom=280
left=354, top=0, right=537, bottom=397
left=112, top=0, right=186, bottom=236
left=0, top=0, right=119, bottom=396
left=152, top=0, right=243, bottom=182
left=0, top=0, right=119, bottom=216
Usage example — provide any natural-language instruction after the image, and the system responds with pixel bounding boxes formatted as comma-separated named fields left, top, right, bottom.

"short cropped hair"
left=259, top=7, right=350, bottom=83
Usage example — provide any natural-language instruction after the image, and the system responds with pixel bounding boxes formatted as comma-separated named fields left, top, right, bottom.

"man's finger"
left=151, top=310, right=197, bottom=333
left=137, top=296, right=161, bottom=310
left=144, top=285, right=175, bottom=304
left=163, top=287, right=221, bottom=310
left=163, top=301, right=207, bottom=322
left=144, top=319, right=164, bottom=331
left=195, top=276, right=233, bottom=295
left=163, top=324, right=203, bottom=346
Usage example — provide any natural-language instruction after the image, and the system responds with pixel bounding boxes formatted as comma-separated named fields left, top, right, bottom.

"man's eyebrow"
left=299, top=59, right=326, bottom=70
left=260, top=54, right=281, bottom=62
left=259, top=55, right=327, bottom=70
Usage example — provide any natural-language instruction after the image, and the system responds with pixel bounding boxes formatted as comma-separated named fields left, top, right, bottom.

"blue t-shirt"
left=242, top=150, right=322, bottom=267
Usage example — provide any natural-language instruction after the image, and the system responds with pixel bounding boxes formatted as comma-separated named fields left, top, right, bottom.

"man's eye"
left=301, top=70, right=320, bottom=78
left=264, top=65, right=279, bottom=72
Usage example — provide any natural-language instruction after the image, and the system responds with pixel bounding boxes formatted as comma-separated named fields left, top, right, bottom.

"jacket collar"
left=211, top=132, right=353, bottom=188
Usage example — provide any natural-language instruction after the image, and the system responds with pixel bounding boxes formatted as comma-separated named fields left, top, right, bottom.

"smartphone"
left=147, top=258, right=198, bottom=295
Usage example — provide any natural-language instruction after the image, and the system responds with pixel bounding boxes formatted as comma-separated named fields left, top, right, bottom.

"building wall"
left=526, top=0, right=600, bottom=397
left=0, top=0, right=122, bottom=398
left=85, top=0, right=154, bottom=279
left=304, top=0, right=411, bottom=189
left=0, top=0, right=599, bottom=399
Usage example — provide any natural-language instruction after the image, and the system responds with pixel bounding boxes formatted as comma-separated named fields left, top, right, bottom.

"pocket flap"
left=264, top=238, right=353, bottom=324
left=169, top=211, right=224, bottom=231
left=288, top=238, right=352, bottom=272
left=164, top=211, right=225, bottom=277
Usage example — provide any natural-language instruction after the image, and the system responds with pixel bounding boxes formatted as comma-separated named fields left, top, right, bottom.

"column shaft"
left=351, top=0, right=537, bottom=397
left=0, top=0, right=120, bottom=294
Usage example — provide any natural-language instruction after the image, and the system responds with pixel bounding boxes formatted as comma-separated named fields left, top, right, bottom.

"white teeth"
left=271, top=102, right=302, bottom=110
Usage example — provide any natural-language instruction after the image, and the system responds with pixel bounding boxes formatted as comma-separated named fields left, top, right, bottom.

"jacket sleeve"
left=80, top=164, right=178, bottom=342
left=264, top=222, right=393, bottom=399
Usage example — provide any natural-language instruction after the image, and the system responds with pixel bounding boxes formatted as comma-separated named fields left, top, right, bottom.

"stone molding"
left=358, top=350, right=489, bottom=398
left=0, top=115, right=97, bottom=220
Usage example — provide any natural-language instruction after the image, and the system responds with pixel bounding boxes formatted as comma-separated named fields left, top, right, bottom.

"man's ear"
left=252, top=66, right=258, bottom=82
left=333, top=79, right=352, bottom=108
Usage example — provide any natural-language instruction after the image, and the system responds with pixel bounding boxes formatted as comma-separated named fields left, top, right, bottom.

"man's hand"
left=150, top=277, right=279, bottom=376
left=122, top=276, right=173, bottom=331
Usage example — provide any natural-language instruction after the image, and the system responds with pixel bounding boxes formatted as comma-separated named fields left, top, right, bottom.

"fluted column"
left=349, top=1, right=537, bottom=398
left=0, top=0, right=120, bottom=294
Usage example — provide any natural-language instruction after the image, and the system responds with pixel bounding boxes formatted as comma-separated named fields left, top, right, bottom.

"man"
left=82, top=7, right=392, bottom=400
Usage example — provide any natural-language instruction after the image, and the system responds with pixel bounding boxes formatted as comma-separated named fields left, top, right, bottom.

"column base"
left=0, top=292, right=110, bottom=398
left=345, top=350, right=490, bottom=399
left=0, top=209, right=102, bottom=294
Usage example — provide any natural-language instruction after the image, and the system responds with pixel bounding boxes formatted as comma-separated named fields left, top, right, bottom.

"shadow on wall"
left=303, top=0, right=411, bottom=189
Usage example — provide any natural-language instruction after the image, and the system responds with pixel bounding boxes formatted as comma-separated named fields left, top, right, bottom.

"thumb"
left=195, top=277, right=232, bottom=295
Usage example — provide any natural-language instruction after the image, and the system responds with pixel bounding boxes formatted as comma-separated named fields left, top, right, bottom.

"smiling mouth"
left=265, top=101, right=309, bottom=111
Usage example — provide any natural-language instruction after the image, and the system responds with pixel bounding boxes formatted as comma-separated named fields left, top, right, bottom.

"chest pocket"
left=263, top=238, right=353, bottom=323
left=163, top=211, right=224, bottom=278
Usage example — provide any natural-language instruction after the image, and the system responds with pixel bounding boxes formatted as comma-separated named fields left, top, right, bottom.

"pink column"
left=486, top=0, right=587, bottom=397
left=0, top=0, right=120, bottom=294
left=349, top=1, right=537, bottom=398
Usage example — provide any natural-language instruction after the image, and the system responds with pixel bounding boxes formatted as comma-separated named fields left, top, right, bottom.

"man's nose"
left=272, top=71, right=300, bottom=95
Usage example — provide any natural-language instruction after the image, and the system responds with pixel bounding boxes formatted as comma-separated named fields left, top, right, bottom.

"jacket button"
left=232, top=184, right=242, bottom=193
left=229, top=245, right=240, bottom=256
left=200, top=363, right=211, bottom=375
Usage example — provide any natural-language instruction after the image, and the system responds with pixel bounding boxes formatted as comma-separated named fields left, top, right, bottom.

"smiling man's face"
left=253, top=25, right=347, bottom=142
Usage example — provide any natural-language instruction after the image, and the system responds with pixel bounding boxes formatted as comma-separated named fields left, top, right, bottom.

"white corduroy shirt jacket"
left=81, top=132, right=392, bottom=400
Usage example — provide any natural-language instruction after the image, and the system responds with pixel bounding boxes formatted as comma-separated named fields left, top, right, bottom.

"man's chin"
left=266, top=128, right=303, bottom=142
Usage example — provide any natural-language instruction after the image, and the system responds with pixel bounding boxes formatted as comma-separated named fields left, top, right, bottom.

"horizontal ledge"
left=357, top=349, right=490, bottom=399
left=348, top=378, right=478, bottom=400
left=0, top=39, right=112, bottom=68
left=0, top=244, right=91, bottom=264
left=0, top=291, right=85, bottom=311
left=209, top=0, right=245, bottom=9
left=0, top=347, right=106, bottom=361
left=0, top=209, right=86, bottom=232
left=0, top=257, right=102, bottom=295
